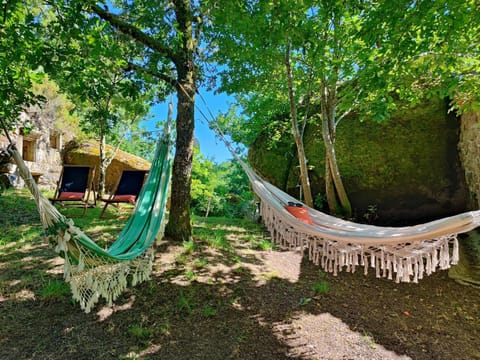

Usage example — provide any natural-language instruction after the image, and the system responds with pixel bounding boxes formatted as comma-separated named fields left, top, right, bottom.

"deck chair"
left=100, top=169, right=148, bottom=218
left=50, top=165, right=96, bottom=217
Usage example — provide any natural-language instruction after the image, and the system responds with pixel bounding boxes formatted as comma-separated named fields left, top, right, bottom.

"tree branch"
left=90, top=4, right=176, bottom=62
left=336, top=90, right=362, bottom=125
left=125, top=61, right=176, bottom=88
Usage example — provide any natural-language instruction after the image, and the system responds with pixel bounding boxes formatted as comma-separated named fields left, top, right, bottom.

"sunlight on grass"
left=256, top=239, right=275, bottom=251
left=1, top=189, right=127, bottom=249
left=184, top=269, right=197, bottom=282
left=193, top=258, right=208, bottom=268
left=260, top=271, right=280, bottom=281
left=182, top=239, right=196, bottom=254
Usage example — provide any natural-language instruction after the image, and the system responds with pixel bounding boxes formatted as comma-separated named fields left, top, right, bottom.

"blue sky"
left=144, top=90, right=234, bottom=163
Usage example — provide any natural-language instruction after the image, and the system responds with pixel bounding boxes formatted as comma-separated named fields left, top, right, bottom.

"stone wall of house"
left=0, top=113, right=64, bottom=190
left=458, top=111, right=480, bottom=208
left=1, top=114, right=151, bottom=193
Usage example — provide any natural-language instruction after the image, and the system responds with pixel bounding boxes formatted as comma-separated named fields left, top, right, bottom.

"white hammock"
left=186, top=89, right=480, bottom=284
left=244, top=166, right=480, bottom=283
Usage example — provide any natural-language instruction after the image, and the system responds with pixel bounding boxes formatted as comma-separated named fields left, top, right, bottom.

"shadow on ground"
left=0, top=191, right=479, bottom=359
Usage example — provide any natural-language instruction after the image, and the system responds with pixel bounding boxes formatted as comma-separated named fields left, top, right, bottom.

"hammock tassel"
left=452, top=237, right=459, bottom=264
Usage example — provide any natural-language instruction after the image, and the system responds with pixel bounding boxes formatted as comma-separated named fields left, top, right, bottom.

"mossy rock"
left=449, top=230, right=480, bottom=287
left=249, top=97, right=468, bottom=224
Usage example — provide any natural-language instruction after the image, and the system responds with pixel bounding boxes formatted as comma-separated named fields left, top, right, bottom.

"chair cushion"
left=58, top=192, right=85, bottom=201
left=112, top=194, right=137, bottom=204
left=284, top=205, right=314, bottom=225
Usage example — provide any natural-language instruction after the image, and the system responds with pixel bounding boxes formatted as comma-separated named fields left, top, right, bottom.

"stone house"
left=0, top=112, right=65, bottom=189
left=1, top=111, right=151, bottom=193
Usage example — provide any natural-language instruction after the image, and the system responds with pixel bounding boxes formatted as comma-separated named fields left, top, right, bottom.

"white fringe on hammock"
left=247, top=167, right=480, bottom=283
left=9, top=144, right=162, bottom=313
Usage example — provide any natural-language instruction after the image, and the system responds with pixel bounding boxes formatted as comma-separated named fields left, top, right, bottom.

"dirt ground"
left=0, top=216, right=479, bottom=359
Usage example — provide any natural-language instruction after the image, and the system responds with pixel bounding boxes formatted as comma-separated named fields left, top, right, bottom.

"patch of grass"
left=261, top=271, right=280, bottom=280
left=0, top=190, right=43, bottom=247
left=255, top=239, right=275, bottom=251
left=182, top=239, right=196, bottom=254
left=176, top=291, right=194, bottom=316
left=40, top=280, right=71, bottom=301
left=194, top=216, right=266, bottom=249
left=207, top=229, right=231, bottom=250
left=184, top=269, right=197, bottom=282
left=128, top=324, right=154, bottom=340
left=157, top=320, right=171, bottom=336
left=312, top=280, right=329, bottom=295
left=175, top=253, right=190, bottom=265
left=298, top=297, right=312, bottom=306
left=229, top=254, right=242, bottom=263
left=202, top=304, right=218, bottom=318
left=193, top=258, right=208, bottom=269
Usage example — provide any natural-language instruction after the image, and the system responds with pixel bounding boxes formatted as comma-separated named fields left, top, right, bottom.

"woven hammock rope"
left=202, top=110, right=480, bottom=283
left=245, top=166, right=480, bottom=283
left=6, top=132, right=172, bottom=313
left=193, top=103, right=480, bottom=284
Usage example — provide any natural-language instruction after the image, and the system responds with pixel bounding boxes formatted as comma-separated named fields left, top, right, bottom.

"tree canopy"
left=0, top=0, right=47, bottom=128
left=2, top=0, right=479, bottom=232
left=207, top=0, right=480, bottom=215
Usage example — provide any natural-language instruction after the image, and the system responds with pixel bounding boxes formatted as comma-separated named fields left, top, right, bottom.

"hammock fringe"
left=67, top=250, right=154, bottom=313
left=8, top=133, right=172, bottom=313
left=261, top=198, right=465, bottom=283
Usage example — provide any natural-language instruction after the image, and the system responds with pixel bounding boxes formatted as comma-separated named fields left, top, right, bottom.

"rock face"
left=63, top=141, right=150, bottom=194
left=449, top=230, right=480, bottom=286
left=459, top=111, right=480, bottom=209
left=451, top=110, right=480, bottom=286
left=249, top=97, right=469, bottom=225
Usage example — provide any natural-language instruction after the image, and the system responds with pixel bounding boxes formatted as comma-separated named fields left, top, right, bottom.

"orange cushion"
left=58, top=192, right=85, bottom=201
left=284, top=205, right=314, bottom=225
left=112, top=194, right=137, bottom=204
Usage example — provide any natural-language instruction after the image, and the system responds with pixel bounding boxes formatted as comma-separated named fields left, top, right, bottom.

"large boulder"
left=249, top=97, right=469, bottom=225
left=449, top=230, right=480, bottom=287
left=459, top=111, right=480, bottom=208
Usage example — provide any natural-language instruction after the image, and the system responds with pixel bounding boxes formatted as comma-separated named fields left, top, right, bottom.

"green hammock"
left=6, top=131, right=172, bottom=312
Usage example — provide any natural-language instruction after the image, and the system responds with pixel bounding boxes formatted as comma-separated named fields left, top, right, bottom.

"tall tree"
left=362, top=0, right=480, bottom=113
left=208, top=0, right=355, bottom=214
left=51, top=0, right=206, bottom=240
left=207, top=0, right=316, bottom=207
left=92, top=1, right=199, bottom=240
left=208, top=0, right=480, bottom=217
left=52, top=18, right=155, bottom=197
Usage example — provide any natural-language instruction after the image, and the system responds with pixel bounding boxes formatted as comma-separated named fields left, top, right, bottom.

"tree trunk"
left=325, top=160, right=340, bottom=212
left=165, top=0, right=196, bottom=241
left=98, top=134, right=107, bottom=199
left=326, top=145, right=352, bottom=217
left=320, top=83, right=352, bottom=217
left=165, top=77, right=195, bottom=241
left=285, top=43, right=314, bottom=207
left=205, top=196, right=212, bottom=218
